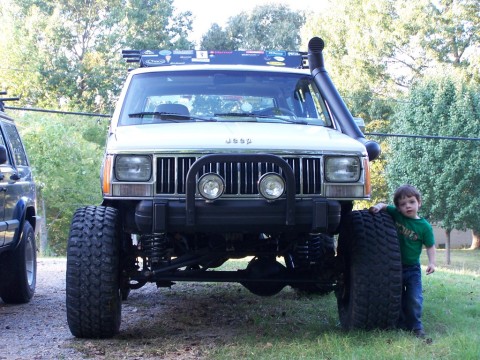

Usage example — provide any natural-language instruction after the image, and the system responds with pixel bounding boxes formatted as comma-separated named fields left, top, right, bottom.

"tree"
left=386, top=75, right=480, bottom=250
left=17, top=112, right=106, bottom=255
left=422, top=0, right=480, bottom=66
left=0, top=0, right=194, bottom=113
left=303, top=0, right=480, bottom=89
left=201, top=4, right=305, bottom=51
left=200, top=23, right=237, bottom=50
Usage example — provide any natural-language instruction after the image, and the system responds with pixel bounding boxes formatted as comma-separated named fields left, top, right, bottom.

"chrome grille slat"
left=156, top=155, right=321, bottom=195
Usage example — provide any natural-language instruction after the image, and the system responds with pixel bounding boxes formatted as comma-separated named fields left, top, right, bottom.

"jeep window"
left=2, top=122, right=28, bottom=166
left=119, top=70, right=332, bottom=126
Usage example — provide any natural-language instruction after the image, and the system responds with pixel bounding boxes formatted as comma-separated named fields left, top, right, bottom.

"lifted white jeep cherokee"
left=66, top=37, right=402, bottom=338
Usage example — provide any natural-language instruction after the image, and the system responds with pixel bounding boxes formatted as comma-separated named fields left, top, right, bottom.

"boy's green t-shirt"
left=386, top=205, right=435, bottom=266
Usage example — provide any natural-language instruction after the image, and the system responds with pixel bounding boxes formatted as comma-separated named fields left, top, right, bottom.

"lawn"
left=207, top=249, right=480, bottom=360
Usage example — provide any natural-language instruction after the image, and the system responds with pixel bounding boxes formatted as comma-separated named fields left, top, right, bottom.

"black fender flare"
left=10, top=197, right=30, bottom=250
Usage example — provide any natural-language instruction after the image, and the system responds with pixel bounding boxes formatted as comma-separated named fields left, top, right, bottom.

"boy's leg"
left=401, top=264, right=423, bottom=332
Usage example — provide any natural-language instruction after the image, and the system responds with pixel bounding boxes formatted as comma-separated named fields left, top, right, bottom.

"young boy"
left=369, top=184, right=436, bottom=338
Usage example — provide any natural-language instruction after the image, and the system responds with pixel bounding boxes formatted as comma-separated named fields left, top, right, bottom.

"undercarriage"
left=122, top=231, right=337, bottom=297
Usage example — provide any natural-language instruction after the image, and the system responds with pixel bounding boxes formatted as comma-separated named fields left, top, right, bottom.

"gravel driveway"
left=0, top=257, right=285, bottom=359
left=1, top=258, right=226, bottom=359
left=0, top=258, right=79, bottom=359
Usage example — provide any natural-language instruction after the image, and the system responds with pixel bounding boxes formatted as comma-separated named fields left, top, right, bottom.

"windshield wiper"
left=128, top=112, right=216, bottom=122
left=214, top=112, right=308, bottom=124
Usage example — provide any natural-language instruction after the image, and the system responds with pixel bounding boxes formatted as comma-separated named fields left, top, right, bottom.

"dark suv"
left=0, top=95, right=37, bottom=304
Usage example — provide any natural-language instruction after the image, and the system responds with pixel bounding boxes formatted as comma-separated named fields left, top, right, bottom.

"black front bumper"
left=135, top=197, right=341, bottom=234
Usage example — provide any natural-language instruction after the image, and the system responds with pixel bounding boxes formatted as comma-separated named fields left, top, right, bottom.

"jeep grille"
left=156, top=156, right=322, bottom=196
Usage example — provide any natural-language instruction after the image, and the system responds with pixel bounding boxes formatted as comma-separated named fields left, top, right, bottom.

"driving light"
left=325, top=157, right=361, bottom=182
left=198, top=173, right=225, bottom=200
left=258, top=173, right=285, bottom=200
left=115, top=155, right=152, bottom=181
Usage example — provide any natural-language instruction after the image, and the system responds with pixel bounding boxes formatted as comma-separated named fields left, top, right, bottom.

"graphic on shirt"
left=396, top=222, right=419, bottom=241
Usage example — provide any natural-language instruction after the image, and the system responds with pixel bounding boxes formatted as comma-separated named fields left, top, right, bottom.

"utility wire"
left=5, top=106, right=480, bottom=141
left=4, top=106, right=111, bottom=118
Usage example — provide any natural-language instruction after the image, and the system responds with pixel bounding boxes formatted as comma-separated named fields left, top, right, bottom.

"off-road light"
left=258, top=173, right=285, bottom=200
left=325, top=156, right=361, bottom=182
left=198, top=173, right=225, bottom=200
left=115, top=155, right=152, bottom=181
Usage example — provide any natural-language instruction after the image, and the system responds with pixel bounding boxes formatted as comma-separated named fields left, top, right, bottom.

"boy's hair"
left=393, top=184, right=422, bottom=207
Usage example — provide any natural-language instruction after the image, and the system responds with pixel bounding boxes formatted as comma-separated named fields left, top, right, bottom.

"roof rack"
left=0, top=91, right=20, bottom=112
left=122, top=49, right=309, bottom=69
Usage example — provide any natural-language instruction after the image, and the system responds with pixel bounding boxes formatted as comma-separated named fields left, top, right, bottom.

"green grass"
left=208, top=249, right=480, bottom=360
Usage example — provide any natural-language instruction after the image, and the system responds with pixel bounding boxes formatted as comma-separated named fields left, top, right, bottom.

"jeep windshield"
left=118, top=69, right=333, bottom=126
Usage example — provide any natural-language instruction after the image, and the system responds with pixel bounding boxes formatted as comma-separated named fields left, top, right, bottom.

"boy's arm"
left=425, top=245, right=436, bottom=275
left=369, top=202, right=387, bottom=213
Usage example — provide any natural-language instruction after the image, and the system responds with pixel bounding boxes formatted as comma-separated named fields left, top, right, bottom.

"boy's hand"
left=426, top=264, right=435, bottom=275
left=369, top=203, right=385, bottom=213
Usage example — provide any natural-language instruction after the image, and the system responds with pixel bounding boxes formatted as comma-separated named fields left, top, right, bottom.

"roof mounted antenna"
left=0, top=91, right=20, bottom=112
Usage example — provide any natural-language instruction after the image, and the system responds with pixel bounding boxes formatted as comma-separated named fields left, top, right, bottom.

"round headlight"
left=258, top=173, right=285, bottom=200
left=198, top=173, right=225, bottom=200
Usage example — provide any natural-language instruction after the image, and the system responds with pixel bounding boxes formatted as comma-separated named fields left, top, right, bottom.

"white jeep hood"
left=107, top=122, right=367, bottom=155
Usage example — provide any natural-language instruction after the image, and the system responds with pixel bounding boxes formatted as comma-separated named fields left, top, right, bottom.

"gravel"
left=0, top=258, right=249, bottom=359
left=0, top=258, right=79, bottom=359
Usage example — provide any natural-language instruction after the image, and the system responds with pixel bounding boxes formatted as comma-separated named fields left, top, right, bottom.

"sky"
left=173, top=0, right=318, bottom=45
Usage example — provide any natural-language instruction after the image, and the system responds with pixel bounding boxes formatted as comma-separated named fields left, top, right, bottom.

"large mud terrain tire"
left=0, top=221, right=36, bottom=304
left=66, top=206, right=121, bottom=338
left=336, top=210, right=402, bottom=330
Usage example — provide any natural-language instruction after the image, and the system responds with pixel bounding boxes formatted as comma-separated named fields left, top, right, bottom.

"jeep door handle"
left=10, top=173, right=20, bottom=181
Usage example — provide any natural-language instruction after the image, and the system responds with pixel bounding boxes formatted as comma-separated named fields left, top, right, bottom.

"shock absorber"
left=141, top=233, right=171, bottom=269
left=295, top=234, right=322, bottom=267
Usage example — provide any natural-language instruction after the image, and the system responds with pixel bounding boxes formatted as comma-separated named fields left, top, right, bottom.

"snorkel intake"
left=307, top=37, right=381, bottom=161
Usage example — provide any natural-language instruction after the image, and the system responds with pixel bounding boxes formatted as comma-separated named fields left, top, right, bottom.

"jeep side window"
left=2, top=122, right=28, bottom=166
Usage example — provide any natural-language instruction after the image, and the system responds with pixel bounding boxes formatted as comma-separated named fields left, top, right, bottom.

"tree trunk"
left=471, top=229, right=480, bottom=250
left=40, top=197, right=49, bottom=256
left=445, top=229, right=451, bottom=265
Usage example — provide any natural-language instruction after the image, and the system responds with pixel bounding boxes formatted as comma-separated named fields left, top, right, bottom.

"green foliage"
left=200, top=24, right=237, bottom=50
left=16, top=112, right=105, bottom=255
left=201, top=4, right=305, bottom=50
left=387, top=75, right=480, bottom=233
left=0, top=0, right=193, bottom=113
left=302, top=0, right=480, bottom=91
left=423, top=0, right=480, bottom=66
left=354, top=120, right=391, bottom=210
left=302, top=0, right=399, bottom=93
